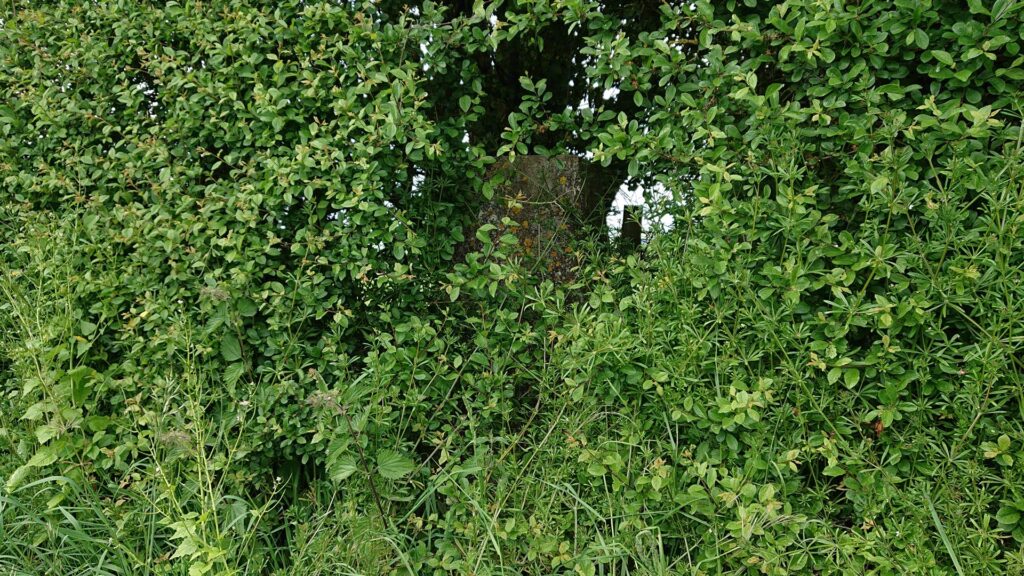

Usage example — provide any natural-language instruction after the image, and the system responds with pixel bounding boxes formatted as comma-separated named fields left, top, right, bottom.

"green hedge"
left=2, top=1, right=1022, bottom=574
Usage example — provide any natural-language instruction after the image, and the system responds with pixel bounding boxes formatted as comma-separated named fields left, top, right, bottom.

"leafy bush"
left=2, top=1, right=1023, bottom=574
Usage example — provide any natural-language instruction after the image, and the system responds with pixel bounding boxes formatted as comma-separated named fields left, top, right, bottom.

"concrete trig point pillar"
left=466, top=155, right=591, bottom=283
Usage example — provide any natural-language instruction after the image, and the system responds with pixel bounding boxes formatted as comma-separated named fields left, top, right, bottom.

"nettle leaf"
left=236, top=298, right=259, bottom=317
left=221, top=333, right=242, bottom=362
left=224, top=362, right=245, bottom=390
left=376, top=449, right=415, bottom=480
left=329, top=454, right=359, bottom=482
left=6, top=446, right=61, bottom=493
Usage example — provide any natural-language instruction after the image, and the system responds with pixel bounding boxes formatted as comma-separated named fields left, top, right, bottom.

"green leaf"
left=827, top=367, right=842, bottom=385
left=914, top=29, right=929, bottom=50
left=997, top=506, right=1021, bottom=526
left=932, top=50, right=954, bottom=66
left=822, top=465, right=845, bottom=477
left=5, top=464, right=34, bottom=494
left=870, top=175, right=889, bottom=194
left=459, top=95, right=472, bottom=112
left=221, top=333, right=242, bottom=362
left=68, top=366, right=93, bottom=406
left=844, top=368, right=860, bottom=388
left=997, top=434, right=1011, bottom=451
left=172, top=535, right=200, bottom=560
left=475, top=224, right=496, bottom=244
left=329, top=454, right=359, bottom=482
left=236, top=298, right=259, bottom=317
left=224, top=362, right=245, bottom=390
left=79, top=320, right=97, bottom=336
left=376, top=450, right=415, bottom=480
left=26, top=446, right=60, bottom=469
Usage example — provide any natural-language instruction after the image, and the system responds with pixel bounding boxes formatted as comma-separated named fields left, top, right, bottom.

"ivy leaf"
left=376, top=449, right=415, bottom=480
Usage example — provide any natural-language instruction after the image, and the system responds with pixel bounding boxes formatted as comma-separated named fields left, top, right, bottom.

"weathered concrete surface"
left=463, top=155, right=601, bottom=283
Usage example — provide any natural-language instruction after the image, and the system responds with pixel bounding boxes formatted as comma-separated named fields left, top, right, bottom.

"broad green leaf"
left=997, top=506, right=1021, bottom=526
left=844, top=368, right=860, bottom=388
left=329, top=454, right=359, bottom=482
left=224, top=362, right=245, bottom=389
left=236, top=298, right=259, bottom=317
left=932, top=50, right=954, bottom=66
left=376, top=450, right=415, bottom=480
left=914, top=29, right=929, bottom=49
left=827, top=367, right=842, bottom=385
left=822, top=465, right=845, bottom=477
left=221, top=333, right=242, bottom=362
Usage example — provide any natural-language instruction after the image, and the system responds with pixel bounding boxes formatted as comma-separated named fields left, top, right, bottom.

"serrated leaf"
left=221, top=333, right=242, bottom=362
left=329, top=454, right=359, bottom=482
left=224, top=362, right=245, bottom=389
left=172, top=536, right=199, bottom=560
left=376, top=450, right=415, bottom=480
left=236, top=298, right=259, bottom=317
left=26, top=446, right=59, bottom=468
left=5, top=464, right=33, bottom=493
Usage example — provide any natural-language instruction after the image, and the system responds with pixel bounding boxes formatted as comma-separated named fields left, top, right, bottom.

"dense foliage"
left=2, top=0, right=1023, bottom=574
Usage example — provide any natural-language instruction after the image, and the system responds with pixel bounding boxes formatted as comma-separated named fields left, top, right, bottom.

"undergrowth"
left=2, top=1, right=1024, bottom=574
